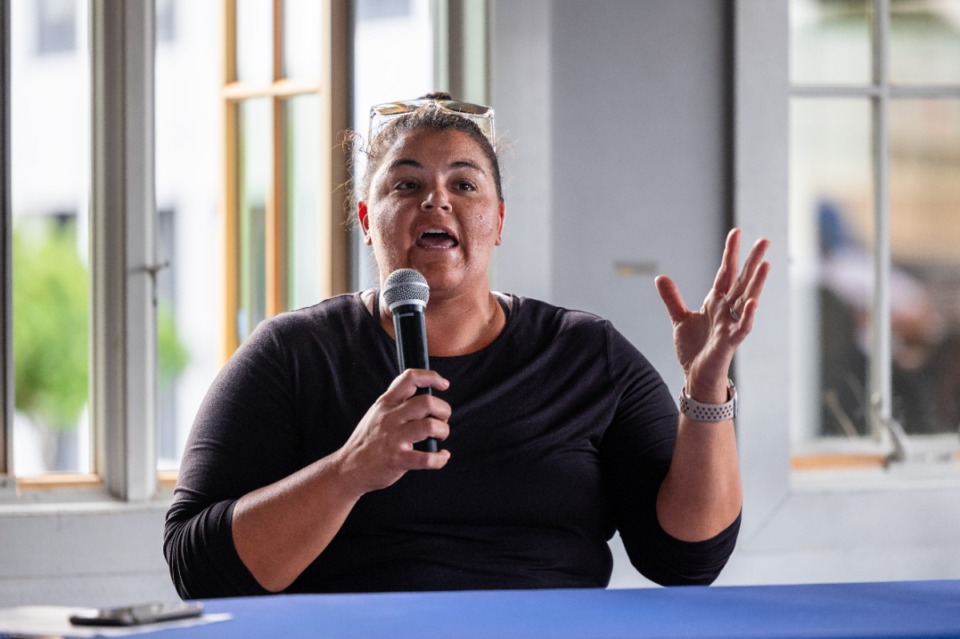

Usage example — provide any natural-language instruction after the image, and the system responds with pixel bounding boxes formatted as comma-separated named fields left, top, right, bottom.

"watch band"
left=679, top=380, right=738, bottom=422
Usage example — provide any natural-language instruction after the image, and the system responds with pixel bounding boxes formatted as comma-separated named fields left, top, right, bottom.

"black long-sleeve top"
left=164, top=293, right=739, bottom=599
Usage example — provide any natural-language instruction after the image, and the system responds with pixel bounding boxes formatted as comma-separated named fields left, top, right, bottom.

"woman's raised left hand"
left=654, top=228, right=770, bottom=402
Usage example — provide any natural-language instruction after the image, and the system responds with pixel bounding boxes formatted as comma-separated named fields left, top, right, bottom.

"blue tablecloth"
left=143, top=580, right=960, bottom=639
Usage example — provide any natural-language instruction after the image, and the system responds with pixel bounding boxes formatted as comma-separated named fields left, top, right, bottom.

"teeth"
left=417, top=228, right=458, bottom=247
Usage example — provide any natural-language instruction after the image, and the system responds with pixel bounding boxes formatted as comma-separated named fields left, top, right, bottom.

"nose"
left=421, top=184, right=452, bottom=211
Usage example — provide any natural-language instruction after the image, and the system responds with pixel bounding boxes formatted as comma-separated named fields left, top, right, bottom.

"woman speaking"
left=164, top=93, right=770, bottom=598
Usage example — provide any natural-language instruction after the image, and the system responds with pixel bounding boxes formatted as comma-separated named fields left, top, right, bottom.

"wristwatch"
left=678, top=379, right=738, bottom=422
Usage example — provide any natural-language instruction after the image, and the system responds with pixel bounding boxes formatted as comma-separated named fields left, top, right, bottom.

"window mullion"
left=433, top=0, right=491, bottom=105
left=90, top=0, right=158, bottom=501
left=869, top=0, right=890, bottom=430
left=268, top=0, right=285, bottom=317
left=869, top=0, right=910, bottom=459
left=0, top=0, right=12, bottom=483
left=268, top=94, right=286, bottom=316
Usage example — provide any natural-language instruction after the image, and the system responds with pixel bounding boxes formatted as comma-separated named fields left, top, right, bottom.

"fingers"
left=385, top=370, right=452, bottom=456
left=728, top=235, right=771, bottom=317
left=656, top=229, right=770, bottom=381
left=339, top=369, right=453, bottom=492
left=381, top=369, right=452, bottom=446
left=712, top=228, right=741, bottom=296
left=660, top=230, right=770, bottom=316
left=382, top=368, right=451, bottom=405
left=655, top=275, right=690, bottom=324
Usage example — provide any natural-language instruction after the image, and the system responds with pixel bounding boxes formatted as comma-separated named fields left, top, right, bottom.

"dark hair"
left=348, top=93, right=504, bottom=207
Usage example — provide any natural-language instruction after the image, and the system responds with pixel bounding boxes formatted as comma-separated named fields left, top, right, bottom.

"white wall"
left=0, top=499, right=178, bottom=606
left=492, top=0, right=727, bottom=387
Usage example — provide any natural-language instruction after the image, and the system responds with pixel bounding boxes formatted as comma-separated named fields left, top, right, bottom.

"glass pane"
left=890, top=0, right=960, bottom=85
left=790, top=98, right=875, bottom=444
left=790, top=0, right=872, bottom=86
left=11, top=0, right=92, bottom=476
left=237, top=99, right=272, bottom=341
left=286, top=95, right=322, bottom=309
left=283, top=0, right=323, bottom=81
left=155, top=1, right=222, bottom=471
left=889, top=99, right=960, bottom=434
left=352, top=0, right=434, bottom=289
left=35, top=0, right=77, bottom=55
left=236, top=0, right=274, bottom=84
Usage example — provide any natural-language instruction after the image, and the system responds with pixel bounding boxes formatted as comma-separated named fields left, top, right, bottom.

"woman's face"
left=359, top=128, right=504, bottom=299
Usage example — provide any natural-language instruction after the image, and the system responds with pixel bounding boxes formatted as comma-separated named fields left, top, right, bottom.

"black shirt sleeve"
left=163, top=318, right=299, bottom=599
left=599, top=321, right=739, bottom=585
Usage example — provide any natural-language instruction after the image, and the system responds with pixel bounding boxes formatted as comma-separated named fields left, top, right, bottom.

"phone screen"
left=69, top=602, right=204, bottom=626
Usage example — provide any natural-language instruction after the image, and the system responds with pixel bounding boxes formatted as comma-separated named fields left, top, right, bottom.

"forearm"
left=651, top=228, right=767, bottom=546
left=231, top=451, right=363, bottom=593
left=656, top=411, right=742, bottom=543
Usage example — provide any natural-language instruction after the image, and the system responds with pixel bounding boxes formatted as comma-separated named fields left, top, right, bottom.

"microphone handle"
left=392, top=305, right=439, bottom=453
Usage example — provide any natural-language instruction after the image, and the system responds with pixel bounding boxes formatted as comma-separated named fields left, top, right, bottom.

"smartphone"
left=69, top=602, right=204, bottom=627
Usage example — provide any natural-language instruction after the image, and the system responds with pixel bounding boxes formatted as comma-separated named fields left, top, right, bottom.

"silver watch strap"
left=678, top=380, right=737, bottom=422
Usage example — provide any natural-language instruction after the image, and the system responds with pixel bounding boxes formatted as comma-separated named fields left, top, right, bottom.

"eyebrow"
left=386, top=158, right=487, bottom=174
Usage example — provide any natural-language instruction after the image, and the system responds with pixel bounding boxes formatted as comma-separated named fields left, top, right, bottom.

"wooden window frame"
left=221, top=0, right=351, bottom=358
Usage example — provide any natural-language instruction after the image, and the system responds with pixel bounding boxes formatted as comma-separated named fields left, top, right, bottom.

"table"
left=143, top=580, right=960, bottom=639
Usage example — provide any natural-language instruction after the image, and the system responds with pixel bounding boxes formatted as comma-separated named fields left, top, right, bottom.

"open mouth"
left=416, top=228, right=459, bottom=249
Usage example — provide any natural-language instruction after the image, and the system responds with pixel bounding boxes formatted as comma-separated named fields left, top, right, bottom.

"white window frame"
left=90, top=0, right=159, bottom=502
left=730, top=0, right=960, bottom=584
left=0, top=0, right=160, bottom=503
left=1, top=0, right=12, bottom=489
left=789, top=0, right=960, bottom=460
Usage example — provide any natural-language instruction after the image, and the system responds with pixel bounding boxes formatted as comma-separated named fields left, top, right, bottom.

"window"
left=2, top=0, right=350, bottom=493
left=789, top=0, right=960, bottom=468
left=222, top=0, right=350, bottom=356
left=154, top=0, right=220, bottom=473
left=10, top=0, right=91, bottom=478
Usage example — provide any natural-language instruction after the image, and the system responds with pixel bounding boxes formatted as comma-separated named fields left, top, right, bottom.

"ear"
left=495, top=202, right=505, bottom=246
left=358, top=201, right=373, bottom=245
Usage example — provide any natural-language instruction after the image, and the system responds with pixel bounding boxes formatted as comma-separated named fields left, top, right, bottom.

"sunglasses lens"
left=370, top=102, right=419, bottom=117
left=441, top=101, right=490, bottom=116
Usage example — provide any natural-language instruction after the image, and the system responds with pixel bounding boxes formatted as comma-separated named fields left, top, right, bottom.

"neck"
left=375, top=288, right=504, bottom=357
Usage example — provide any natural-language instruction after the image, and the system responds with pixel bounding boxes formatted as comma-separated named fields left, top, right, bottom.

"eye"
left=455, top=180, right=477, bottom=192
left=394, top=179, right=419, bottom=191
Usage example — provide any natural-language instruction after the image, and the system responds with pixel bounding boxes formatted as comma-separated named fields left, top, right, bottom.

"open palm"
left=655, top=229, right=770, bottom=398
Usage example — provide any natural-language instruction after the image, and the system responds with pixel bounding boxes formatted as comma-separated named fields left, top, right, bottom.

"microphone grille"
left=382, top=268, right=430, bottom=309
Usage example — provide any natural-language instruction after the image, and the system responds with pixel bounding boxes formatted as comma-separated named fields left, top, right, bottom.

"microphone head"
left=382, top=268, right=430, bottom=310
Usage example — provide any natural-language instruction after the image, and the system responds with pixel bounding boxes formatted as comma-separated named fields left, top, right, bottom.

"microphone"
left=382, top=268, right=438, bottom=453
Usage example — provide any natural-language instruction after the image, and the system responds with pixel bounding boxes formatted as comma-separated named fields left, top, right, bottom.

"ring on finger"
left=729, top=301, right=741, bottom=321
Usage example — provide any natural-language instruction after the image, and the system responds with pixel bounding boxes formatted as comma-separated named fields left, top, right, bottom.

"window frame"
left=1, top=0, right=12, bottom=488
left=221, top=0, right=351, bottom=358
left=0, top=0, right=351, bottom=500
left=789, top=0, right=960, bottom=465
left=0, top=0, right=157, bottom=500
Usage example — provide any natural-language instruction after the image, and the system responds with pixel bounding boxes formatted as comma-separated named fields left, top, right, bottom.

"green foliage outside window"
left=13, top=223, right=89, bottom=432
left=13, top=221, right=189, bottom=435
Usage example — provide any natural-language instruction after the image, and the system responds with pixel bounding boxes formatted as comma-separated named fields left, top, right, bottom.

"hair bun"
left=419, top=91, right=453, bottom=101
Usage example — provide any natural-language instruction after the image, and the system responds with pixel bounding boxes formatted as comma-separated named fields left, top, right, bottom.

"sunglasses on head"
left=368, top=95, right=495, bottom=146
